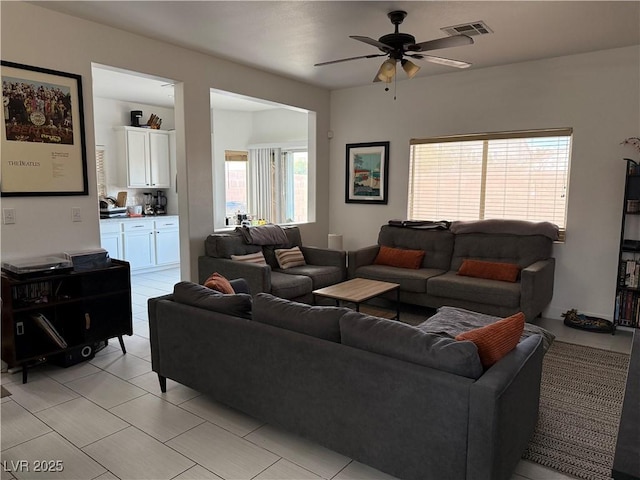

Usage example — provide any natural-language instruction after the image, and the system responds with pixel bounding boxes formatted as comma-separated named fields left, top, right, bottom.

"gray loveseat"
left=149, top=283, right=544, bottom=480
left=348, top=220, right=558, bottom=321
left=198, top=226, right=346, bottom=302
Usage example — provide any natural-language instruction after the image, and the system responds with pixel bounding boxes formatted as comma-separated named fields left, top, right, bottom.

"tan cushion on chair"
left=231, top=251, right=268, bottom=265
left=275, top=246, right=306, bottom=269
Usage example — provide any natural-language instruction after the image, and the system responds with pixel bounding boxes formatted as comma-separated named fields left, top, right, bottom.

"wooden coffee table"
left=312, top=278, right=401, bottom=320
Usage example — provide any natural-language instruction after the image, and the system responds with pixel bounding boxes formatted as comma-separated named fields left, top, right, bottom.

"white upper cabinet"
left=148, top=130, right=171, bottom=187
left=116, top=126, right=171, bottom=188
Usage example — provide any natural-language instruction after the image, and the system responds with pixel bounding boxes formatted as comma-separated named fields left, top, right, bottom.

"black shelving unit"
left=615, top=159, right=640, bottom=329
left=1, top=259, right=132, bottom=382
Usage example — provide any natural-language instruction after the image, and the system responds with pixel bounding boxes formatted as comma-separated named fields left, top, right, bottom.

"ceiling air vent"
left=441, top=21, right=493, bottom=37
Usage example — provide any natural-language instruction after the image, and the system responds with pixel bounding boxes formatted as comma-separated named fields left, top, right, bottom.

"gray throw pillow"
left=173, top=281, right=252, bottom=319
left=253, top=293, right=350, bottom=342
left=339, top=311, right=483, bottom=379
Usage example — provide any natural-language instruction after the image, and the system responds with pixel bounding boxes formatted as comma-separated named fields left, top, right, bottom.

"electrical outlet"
left=3, top=208, right=15, bottom=224
left=71, top=207, right=82, bottom=222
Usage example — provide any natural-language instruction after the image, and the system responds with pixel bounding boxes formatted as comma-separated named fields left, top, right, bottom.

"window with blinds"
left=408, top=129, right=572, bottom=237
left=224, top=150, right=248, bottom=217
left=96, top=145, right=107, bottom=198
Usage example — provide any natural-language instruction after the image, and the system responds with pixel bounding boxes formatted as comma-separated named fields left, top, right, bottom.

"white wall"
left=0, top=2, right=331, bottom=280
left=250, top=109, right=309, bottom=144
left=211, top=109, right=253, bottom=227
left=329, top=46, right=640, bottom=321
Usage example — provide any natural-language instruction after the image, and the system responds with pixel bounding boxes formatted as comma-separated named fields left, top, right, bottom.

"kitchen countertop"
left=100, top=215, right=178, bottom=223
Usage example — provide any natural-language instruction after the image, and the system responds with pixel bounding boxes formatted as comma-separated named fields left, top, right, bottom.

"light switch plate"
left=72, top=207, right=82, bottom=222
left=3, top=208, right=15, bottom=224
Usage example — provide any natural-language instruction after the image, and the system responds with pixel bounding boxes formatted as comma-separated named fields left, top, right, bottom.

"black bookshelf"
left=1, top=259, right=132, bottom=382
left=615, top=159, right=640, bottom=329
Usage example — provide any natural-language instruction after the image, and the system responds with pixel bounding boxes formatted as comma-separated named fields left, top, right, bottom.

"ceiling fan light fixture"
left=376, top=59, right=396, bottom=82
left=401, top=59, right=420, bottom=79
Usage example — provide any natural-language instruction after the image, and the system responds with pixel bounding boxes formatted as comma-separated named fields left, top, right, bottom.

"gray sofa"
left=149, top=283, right=544, bottom=480
left=348, top=220, right=558, bottom=321
left=198, top=226, right=346, bottom=302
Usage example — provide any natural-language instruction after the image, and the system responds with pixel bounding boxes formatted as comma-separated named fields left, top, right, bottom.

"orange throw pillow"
left=203, top=272, right=235, bottom=294
left=455, top=312, right=525, bottom=367
left=457, top=259, right=521, bottom=282
left=374, top=245, right=425, bottom=269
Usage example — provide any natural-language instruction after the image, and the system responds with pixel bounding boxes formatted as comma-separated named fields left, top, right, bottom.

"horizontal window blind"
left=96, top=145, right=107, bottom=198
left=408, top=129, right=572, bottom=235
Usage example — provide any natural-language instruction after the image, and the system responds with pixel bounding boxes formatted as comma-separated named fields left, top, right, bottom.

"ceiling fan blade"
left=350, top=35, right=393, bottom=52
left=410, top=54, right=471, bottom=69
left=314, top=53, right=386, bottom=67
left=409, top=35, right=474, bottom=52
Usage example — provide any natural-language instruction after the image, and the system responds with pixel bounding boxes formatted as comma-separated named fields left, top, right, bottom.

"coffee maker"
left=155, top=191, right=167, bottom=215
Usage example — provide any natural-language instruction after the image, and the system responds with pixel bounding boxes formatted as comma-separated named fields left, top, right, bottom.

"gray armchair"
left=198, top=226, right=346, bottom=303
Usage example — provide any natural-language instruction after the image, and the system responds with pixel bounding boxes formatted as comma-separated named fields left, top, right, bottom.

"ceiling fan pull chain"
left=394, top=74, right=397, bottom=101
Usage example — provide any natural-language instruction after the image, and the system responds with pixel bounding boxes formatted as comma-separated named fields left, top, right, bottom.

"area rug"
left=522, top=341, right=630, bottom=480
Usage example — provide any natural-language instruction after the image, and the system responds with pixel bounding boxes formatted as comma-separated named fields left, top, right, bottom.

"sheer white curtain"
left=248, top=148, right=280, bottom=221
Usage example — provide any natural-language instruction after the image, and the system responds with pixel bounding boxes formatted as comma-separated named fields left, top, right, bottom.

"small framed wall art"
left=1, top=60, right=88, bottom=196
left=345, top=141, right=389, bottom=204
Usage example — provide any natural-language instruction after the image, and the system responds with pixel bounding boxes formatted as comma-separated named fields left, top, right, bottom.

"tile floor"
left=1, top=267, right=634, bottom=480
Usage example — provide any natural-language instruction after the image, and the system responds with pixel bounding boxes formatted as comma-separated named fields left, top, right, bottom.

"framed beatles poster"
left=1, top=61, right=88, bottom=196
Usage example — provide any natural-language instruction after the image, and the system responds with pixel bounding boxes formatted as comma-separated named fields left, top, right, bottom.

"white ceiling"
left=39, top=1, right=640, bottom=109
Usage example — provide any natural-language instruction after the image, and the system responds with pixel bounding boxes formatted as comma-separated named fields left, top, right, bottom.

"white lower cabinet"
left=100, top=222, right=124, bottom=260
left=123, top=220, right=155, bottom=270
left=100, top=217, right=179, bottom=271
left=154, top=219, right=180, bottom=265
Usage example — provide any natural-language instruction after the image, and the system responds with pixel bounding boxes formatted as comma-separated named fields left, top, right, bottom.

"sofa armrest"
left=300, top=246, right=346, bottom=269
left=520, top=258, right=555, bottom=320
left=198, top=255, right=271, bottom=296
left=148, top=294, right=173, bottom=374
left=467, top=335, right=544, bottom=480
left=347, top=245, right=380, bottom=278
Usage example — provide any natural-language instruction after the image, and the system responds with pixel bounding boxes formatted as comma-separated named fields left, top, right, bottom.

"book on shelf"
left=616, top=290, right=640, bottom=328
left=620, top=259, right=640, bottom=288
left=31, top=313, right=67, bottom=349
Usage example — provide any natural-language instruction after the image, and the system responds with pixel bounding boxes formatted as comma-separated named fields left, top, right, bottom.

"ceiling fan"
left=315, top=10, right=474, bottom=84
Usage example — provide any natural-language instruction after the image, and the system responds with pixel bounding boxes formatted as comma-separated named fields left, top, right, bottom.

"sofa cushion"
left=253, top=293, right=349, bottom=342
left=276, top=264, right=344, bottom=289
left=231, top=251, right=268, bottom=265
left=450, top=219, right=559, bottom=240
left=275, top=246, right=306, bottom=269
left=455, top=312, right=525, bottom=367
left=377, top=225, right=454, bottom=270
left=340, top=311, right=483, bottom=379
left=205, top=232, right=262, bottom=258
left=458, top=259, right=520, bottom=282
left=374, top=245, right=425, bottom=269
left=427, top=271, right=521, bottom=307
left=204, top=272, right=235, bottom=294
left=450, top=233, right=552, bottom=271
left=270, top=271, right=313, bottom=299
left=172, top=281, right=252, bottom=318
left=261, top=227, right=303, bottom=268
left=355, top=265, right=445, bottom=293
